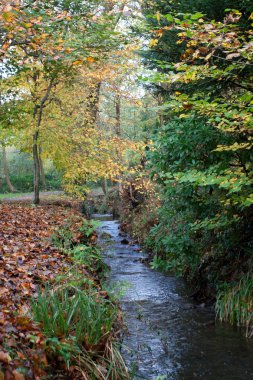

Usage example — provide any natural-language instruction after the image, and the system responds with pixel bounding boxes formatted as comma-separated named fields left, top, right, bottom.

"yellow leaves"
left=29, top=43, right=38, bottom=50
left=23, top=22, right=33, bottom=28
left=2, top=11, right=15, bottom=23
left=188, top=40, right=198, bottom=47
left=149, top=39, right=158, bottom=48
left=156, top=11, right=161, bottom=24
left=72, top=60, right=83, bottom=66
left=215, top=142, right=253, bottom=152
left=72, top=57, right=95, bottom=65
left=86, top=56, right=95, bottom=63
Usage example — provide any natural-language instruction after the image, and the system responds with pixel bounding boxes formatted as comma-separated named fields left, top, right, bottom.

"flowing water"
left=95, top=215, right=253, bottom=380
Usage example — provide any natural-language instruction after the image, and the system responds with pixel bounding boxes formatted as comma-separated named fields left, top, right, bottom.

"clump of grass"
left=32, top=286, right=116, bottom=347
left=216, top=273, right=253, bottom=337
left=31, top=285, right=129, bottom=379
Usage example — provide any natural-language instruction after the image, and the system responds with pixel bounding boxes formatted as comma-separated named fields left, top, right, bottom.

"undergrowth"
left=30, top=216, right=129, bottom=379
left=216, top=273, right=253, bottom=338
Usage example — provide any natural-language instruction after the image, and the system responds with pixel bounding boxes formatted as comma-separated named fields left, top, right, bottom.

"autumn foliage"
left=0, top=204, right=103, bottom=379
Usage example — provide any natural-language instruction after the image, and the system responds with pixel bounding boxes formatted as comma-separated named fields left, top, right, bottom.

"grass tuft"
left=216, top=273, right=253, bottom=338
left=31, top=284, right=129, bottom=379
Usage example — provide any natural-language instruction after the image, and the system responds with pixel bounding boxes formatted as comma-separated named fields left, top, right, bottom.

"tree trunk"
left=2, top=144, right=15, bottom=192
left=101, top=178, right=108, bottom=195
left=32, top=78, right=54, bottom=205
left=39, top=147, right=46, bottom=188
left=33, top=131, right=40, bottom=204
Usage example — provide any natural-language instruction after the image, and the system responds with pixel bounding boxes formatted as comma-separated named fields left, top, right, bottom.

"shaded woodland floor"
left=0, top=202, right=122, bottom=379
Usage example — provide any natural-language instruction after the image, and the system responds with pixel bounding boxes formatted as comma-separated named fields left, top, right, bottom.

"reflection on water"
left=96, top=217, right=253, bottom=380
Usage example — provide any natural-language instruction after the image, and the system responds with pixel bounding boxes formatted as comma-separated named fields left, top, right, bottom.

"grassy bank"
left=0, top=203, right=128, bottom=379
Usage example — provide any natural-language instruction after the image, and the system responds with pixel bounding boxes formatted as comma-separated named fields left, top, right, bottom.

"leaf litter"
left=0, top=204, right=98, bottom=379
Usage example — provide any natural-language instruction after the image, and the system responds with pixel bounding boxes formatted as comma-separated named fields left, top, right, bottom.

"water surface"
left=96, top=217, right=253, bottom=380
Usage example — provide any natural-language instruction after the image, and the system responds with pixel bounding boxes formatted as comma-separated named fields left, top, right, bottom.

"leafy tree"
left=139, top=0, right=253, bottom=311
left=0, top=0, right=127, bottom=203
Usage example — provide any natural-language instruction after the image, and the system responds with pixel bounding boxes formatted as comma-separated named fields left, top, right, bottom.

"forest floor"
left=0, top=201, right=122, bottom=379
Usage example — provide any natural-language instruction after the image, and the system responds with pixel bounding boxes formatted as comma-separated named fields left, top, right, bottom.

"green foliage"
left=216, top=274, right=253, bottom=337
left=30, top=284, right=129, bottom=379
left=31, top=286, right=117, bottom=347
left=0, top=173, right=61, bottom=193
left=51, top=224, right=74, bottom=250
left=51, top=218, right=100, bottom=251
left=139, top=0, right=253, bottom=323
left=80, top=219, right=101, bottom=237
left=0, top=151, right=62, bottom=193
left=72, top=245, right=105, bottom=273
left=51, top=218, right=106, bottom=275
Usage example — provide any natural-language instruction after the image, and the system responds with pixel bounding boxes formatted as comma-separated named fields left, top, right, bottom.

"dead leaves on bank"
left=0, top=204, right=86, bottom=379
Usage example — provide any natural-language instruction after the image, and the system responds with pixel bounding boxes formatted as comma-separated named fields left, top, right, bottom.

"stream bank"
left=96, top=215, right=253, bottom=380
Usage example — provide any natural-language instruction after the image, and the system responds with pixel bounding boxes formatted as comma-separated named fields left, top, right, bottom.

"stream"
left=95, top=215, right=253, bottom=380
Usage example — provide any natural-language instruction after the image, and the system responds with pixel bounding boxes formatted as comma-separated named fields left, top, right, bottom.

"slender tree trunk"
left=2, top=144, right=15, bottom=192
left=33, top=131, right=40, bottom=204
left=101, top=178, right=108, bottom=195
left=39, top=147, right=46, bottom=188
left=33, top=78, right=54, bottom=205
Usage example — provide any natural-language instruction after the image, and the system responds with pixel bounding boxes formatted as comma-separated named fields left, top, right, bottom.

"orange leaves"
left=0, top=204, right=87, bottom=378
left=86, top=56, right=95, bottom=63
left=2, top=11, right=16, bottom=23
left=71, top=57, right=95, bottom=66
left=72, top=59, right=83, bottom=65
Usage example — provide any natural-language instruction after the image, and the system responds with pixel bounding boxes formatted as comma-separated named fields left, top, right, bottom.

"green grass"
left=0, top=192, right=29, bottom=199
left=31, top=283, right=129, bottom=379
left=31, top=286, right=117, bottom=347
left=0, top=191, right=65, bottom=200
left=216, top=273, right=253, bottom=337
